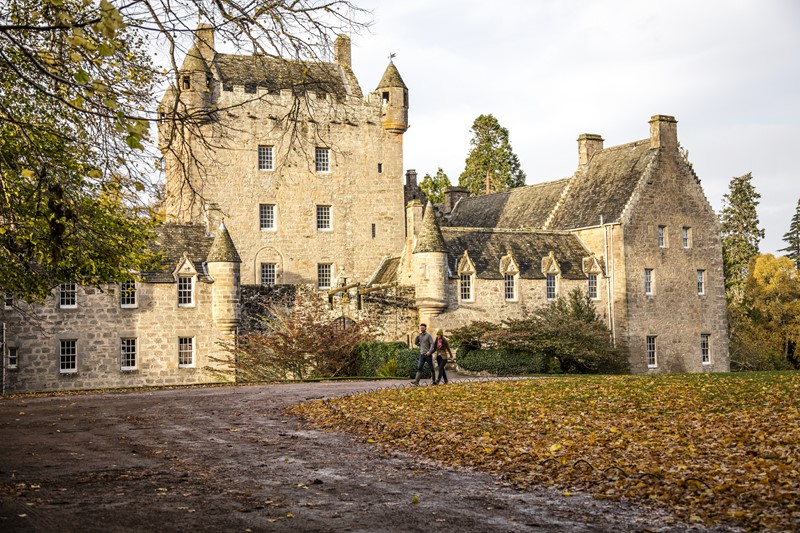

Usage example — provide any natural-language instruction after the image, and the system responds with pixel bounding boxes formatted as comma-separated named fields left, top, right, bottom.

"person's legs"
left=437, top=356, right=448, bottom=384
left=426, top=354, right=436, bottom=384
left=412, top=354, right=426, bottom=385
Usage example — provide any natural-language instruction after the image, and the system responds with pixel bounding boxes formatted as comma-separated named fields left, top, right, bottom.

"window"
left=371, top=223, right=376, bottom=239
left=459, top=274, right=473, bottom=302
left=178, top=337, right=194, bottom=368
left=258, top=145, right=274, bottom=171
left=701, top=334, right=711, bottom=365
left=382, top=91, right=389, bottom=105
left=316, top=205, right=332, bottom=230
left=697, top=270, right=706, bottom=295
left=244, top=82, right=256, bottom=94
left=4, top=294, right=12, bottom=309
left=646, top=336, right=657, bottom=368
left=7, top=347, right=18, bottom=369
left=644, top=269, right=654, bottom=295
left=588, top=274, right=598, bottom=300
left=261, top=263, right=276, bottom=286
left=658, top=225, right=667, bottom=248
left=317, top=263, right=332, bottom=290
left=120, top=281, right=137, bottom=308
left=546, top=274, right=557, bottom=300
left=682, top=226, right=692, bottom=249
left=504, top=274, right=517, bottom=302
left=315, top=147, right=330, bottom=172
left=181, top=75, right=191, bottom=90
left=60, top=340, right=77, bottom=374
left=177, top=276, right=194, bottom=307
left=59, top=282, right=77, bottom=309
left=121, top=338, right=137, bottom=370
left=377, top=163, right=383, bottom=174
left=259, top=204, right=276, bottom=231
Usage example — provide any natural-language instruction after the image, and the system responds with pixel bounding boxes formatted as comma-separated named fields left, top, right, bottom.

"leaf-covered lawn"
left=291, top=373, right=800, bottom=531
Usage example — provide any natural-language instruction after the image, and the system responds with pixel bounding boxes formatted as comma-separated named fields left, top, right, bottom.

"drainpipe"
left=2, top=322, right=5, bottom=395
left=602, top=217, right=615, bottom=346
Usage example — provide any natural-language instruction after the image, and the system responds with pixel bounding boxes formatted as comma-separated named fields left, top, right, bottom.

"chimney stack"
left=649, top=115, right=678, bottom=151
left=195, top=23, right=215, bottom=62
left=405, top=169, right=418, bottom=188
left=578, top=134, right=604, bottom=166
left=444, top=186, right=470, bottom=215
left=334, top=34, right=352, bottom=68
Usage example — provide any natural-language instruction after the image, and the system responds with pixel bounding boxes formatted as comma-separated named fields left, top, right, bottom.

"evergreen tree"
left=720, top=172, right=764, bottom=301
left=458, top=114, right=526, bottom=196
left=419, top=168, right=451, bottom=204
left=779, top=198, right=800, bottom=269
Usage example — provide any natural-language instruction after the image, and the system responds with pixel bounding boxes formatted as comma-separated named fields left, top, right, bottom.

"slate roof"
left=547, top=140, right=655, bottom=229
left=370, top=256, right=401, bottom=285
left=214, top=53, right=362, bottom=98
left=441, top=228, right=589, bottom=280
left=445, top=139, right=657, bottom=232
left=143, top=225, right=215, bottom=283
left=446, top=179, right=570, bottom=229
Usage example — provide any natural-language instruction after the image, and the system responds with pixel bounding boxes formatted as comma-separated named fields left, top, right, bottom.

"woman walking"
left=434, top=330, right=453, bottom=384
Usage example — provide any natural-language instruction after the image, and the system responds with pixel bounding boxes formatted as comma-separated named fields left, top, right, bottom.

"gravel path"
left=0, top=379, right=731, bottom=532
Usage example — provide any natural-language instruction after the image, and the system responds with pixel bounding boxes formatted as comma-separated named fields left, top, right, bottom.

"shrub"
left=450, top=289, right=628, bottom=375
left=458, top=348, right=546, bottom=375
left=376, top=358, right=397, bottom=378
left=355, top=341, right=408, bottom=376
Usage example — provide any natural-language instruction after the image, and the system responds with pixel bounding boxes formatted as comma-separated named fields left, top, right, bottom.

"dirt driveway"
left=0, top=380, right=729, bottom=532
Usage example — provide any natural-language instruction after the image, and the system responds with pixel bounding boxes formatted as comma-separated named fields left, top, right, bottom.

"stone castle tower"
left=160, top=27, right=409, bottom=289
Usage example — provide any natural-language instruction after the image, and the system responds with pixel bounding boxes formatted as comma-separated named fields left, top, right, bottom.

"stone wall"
left=620, top=149, right=729, bottom=373
left=2, top=281, right=228, bottom=393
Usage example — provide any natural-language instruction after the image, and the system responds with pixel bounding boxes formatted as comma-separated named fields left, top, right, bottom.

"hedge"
left=396, top=348, right=432, bottom=380
left=458, top=348, right=547, bottom=375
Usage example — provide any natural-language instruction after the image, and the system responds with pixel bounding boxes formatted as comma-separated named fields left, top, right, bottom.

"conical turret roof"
left=181, top=44, right=211, bottom=73
left=206, top=222, right=241, bottom=262
left=414, top=203, right=446, bottom=253
left=376, top=61, right=406, bottom=90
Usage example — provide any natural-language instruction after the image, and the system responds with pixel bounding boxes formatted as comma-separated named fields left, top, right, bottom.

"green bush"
left=458, top=348, right=547, bottom=375
left=376, top=358, right=398, bottom=378
left=355, top=341, right=408, bottom=376
left=396, top=348, right=432, bottom=379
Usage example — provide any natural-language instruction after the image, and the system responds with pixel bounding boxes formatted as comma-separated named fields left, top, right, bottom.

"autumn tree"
left=730, top=254, right=800, bottom=370
left=458, top=114, right=526, bottom=196
left=209, top=286, right=378, bottom=381
left=780, top=198, right=800, bottom=269
left=719, top=172, right=764, bottom=302
left=0, top=0, right=367, bottom=302
left=419, top=168, right=451, bottom=204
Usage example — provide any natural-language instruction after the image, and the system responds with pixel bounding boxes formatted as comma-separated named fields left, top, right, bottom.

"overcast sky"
left=345, top=0, right=799, bottom=254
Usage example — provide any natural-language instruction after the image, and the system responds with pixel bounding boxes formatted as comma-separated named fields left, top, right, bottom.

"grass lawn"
left=292, top=372, right=800, bottom=531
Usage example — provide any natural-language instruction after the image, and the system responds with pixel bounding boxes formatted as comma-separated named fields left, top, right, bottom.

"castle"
left=0, top=28, right=729, bottom=392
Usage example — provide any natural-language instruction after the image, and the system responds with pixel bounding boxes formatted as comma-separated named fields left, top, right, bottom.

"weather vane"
left=388, top=52, right=396, bottom=61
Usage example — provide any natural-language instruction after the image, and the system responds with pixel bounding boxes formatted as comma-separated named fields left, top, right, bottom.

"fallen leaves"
left=291, top=372, right=800, bottom=531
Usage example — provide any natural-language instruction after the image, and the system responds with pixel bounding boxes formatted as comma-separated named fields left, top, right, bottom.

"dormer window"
left=182, top=75, right=191, bottom=90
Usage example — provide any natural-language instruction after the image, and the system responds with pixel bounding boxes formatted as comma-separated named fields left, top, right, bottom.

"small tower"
left=413, top=203, right=448, bottom=324
left=206, top=222, right=241, bottom=375
left=376, top=59, right=408, bottom=134
left=176, top=24, right=215, bottom=112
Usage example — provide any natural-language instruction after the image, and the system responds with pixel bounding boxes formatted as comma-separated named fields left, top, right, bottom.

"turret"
left=376, top=60, right=408, bottom=134
left=413, top=203, right=448, bottom=323
left=206, top=222, right=241, bottom=331
left=176, top=24, right=215, bottom=111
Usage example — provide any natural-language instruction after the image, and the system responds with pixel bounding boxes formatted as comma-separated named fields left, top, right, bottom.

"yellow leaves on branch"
left=291, top=373, right=800, bottom=531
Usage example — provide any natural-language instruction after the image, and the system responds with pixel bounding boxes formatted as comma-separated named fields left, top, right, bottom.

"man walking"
left=412, top=323, right=436, bottom=386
